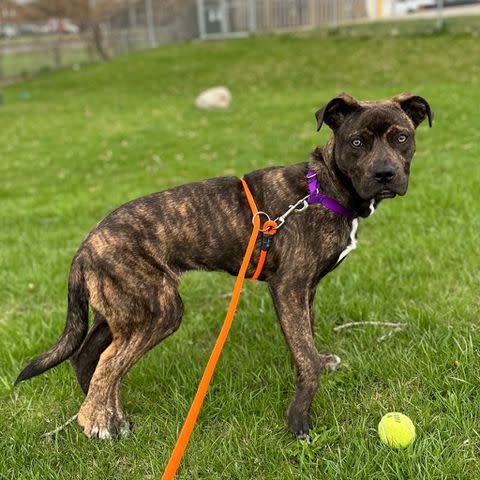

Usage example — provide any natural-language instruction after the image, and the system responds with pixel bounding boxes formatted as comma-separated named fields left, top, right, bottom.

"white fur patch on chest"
left=334, top=200, right=376, bottom=266
left=335, top=218, right=358, bottom=266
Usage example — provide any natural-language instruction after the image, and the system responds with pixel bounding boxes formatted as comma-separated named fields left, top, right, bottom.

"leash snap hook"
left=295, top=199, right=309, bottom=213
left=274, top=195, right=310, bottom=228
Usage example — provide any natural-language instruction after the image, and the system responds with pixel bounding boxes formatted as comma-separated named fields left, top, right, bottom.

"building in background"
left=366, top=0, right=436, bottom=17
left=0, top=0, right=32, bottom=37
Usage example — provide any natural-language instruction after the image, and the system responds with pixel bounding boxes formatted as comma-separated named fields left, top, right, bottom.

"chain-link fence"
left=197, top=0, right=366, bottom=38
left=102, top=0, right=198, bottom=56
left=102, top=0, right=367, bottom=51
left=1, top=0, right=476, bottom=84
left=0, top=1, right=199, bottom=82
left=0, top=30, right=102, bottom=83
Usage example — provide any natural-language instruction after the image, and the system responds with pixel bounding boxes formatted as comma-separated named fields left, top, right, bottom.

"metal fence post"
left=331, top=0, right=337, bottom=29
left=220, top=0, right=230, bottom=34
left=248, top=0, right=257, bottom=33
left=53, top=33, right=62, bottom=69
left=145, top=0, right=157, bottom=47
left=197, top=0, right=206, bottom=39
left=436, top=0, right=444, bottom=30
left=128, top=0, right=138, bottom=51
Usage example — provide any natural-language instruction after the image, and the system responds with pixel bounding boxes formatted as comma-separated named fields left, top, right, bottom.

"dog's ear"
left=315, top=93, right=361, bottom=131
left=392, top=93, right=433, bottom=128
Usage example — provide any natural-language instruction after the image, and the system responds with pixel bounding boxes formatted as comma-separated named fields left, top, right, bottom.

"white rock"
left=195, top=86, right=232, bottom=110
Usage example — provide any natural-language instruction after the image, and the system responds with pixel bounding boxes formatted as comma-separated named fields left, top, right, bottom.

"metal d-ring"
left=252, top=211, right=273, bottom=232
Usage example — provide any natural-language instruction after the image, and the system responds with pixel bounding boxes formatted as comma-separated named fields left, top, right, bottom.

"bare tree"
left=29, top=0, right=127, bottom=60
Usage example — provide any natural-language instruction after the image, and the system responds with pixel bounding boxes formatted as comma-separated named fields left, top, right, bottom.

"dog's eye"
left=351, top=139, right=362, bottom=147
left=398, top=134, right=408, bottom=143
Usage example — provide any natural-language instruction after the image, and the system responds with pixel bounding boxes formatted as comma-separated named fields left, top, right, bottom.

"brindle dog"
left=16, top=93, right=432, bottom=440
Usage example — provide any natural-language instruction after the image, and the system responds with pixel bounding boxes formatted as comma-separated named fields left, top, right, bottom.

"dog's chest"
left=335, top=218, right=358, bottom=266
left=331, top=201, right=374, bottom=267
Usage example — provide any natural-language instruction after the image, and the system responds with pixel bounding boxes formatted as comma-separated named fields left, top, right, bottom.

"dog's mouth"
left=375, top=189, right=397, bottom=200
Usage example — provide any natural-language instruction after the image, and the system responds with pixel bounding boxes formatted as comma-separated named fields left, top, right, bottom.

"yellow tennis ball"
left=378, top=412, right=416, bottom=448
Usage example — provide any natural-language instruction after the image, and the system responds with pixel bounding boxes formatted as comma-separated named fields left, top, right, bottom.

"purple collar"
left=306, top=170, right=357, bottom=219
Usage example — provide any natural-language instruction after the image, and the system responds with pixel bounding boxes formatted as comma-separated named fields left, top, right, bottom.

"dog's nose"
left=374, top=166, right=396, bottom=184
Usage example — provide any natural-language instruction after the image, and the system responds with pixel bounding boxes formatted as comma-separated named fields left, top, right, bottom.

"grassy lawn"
left=1, top=25, right=480, bottom=480
left=0, top=48, right=90, bottom=81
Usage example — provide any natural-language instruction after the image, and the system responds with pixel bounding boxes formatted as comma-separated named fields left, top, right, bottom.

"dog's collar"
left=306, top=170, right=357, bottom=219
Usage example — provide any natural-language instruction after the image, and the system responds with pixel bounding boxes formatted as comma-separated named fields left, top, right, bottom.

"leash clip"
left=274, top=195, right=310, bottom=228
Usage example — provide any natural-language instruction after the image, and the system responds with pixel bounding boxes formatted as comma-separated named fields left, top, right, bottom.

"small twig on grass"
left=333, top=321, right=407, bottom=331
left=40, top=414, right=78, bottom=439
left=376, top=327, right=406, bottom=343
left=333, top=321, right=408, bottom=343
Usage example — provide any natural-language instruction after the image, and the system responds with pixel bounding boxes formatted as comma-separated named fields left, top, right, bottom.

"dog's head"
left=315, top=92, right=432, bottom=202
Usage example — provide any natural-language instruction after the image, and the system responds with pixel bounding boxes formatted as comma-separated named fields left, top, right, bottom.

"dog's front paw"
left=318, top=353, right=341, bottom=373
left=287, top=405, right=311, bottom=440
left=77, top=403, right=130, bottom=439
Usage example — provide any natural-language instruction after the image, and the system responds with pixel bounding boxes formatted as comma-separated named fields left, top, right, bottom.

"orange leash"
left=250, top=219, right=277, bottom=280
left=240, top=178, right=278, bottom=281
left=161, top=178, right=265, bottom=479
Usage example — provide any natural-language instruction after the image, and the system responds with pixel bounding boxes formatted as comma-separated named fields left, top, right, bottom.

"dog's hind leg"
left=71, top=311, right=112, bottom=395
left=77, top=275, right=183, bottom=439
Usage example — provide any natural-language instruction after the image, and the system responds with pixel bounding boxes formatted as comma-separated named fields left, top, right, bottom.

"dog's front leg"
left=269, top=277, right=339, bottom=439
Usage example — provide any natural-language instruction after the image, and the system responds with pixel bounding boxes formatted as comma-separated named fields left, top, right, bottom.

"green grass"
left=1, top=25, right=480, bottom=480
left=0, top=48, right=90, bottom=81
left=321, top=14, right=480, bottom=35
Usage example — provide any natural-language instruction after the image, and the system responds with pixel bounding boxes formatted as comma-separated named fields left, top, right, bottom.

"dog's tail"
left=15, top=259, right=89, bottom=386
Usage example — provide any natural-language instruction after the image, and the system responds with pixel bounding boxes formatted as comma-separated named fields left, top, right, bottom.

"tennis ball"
left=378, top=412, right=416, bottom=448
